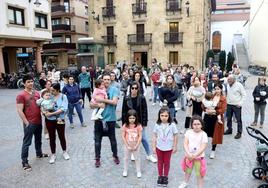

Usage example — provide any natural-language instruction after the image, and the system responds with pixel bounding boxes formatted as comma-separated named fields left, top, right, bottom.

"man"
left=90, top=73, right=120, bottom=167
left=224, top=74, right=246, bottom=139
left=120, top=71, right=129, bottom=96
left=39, top=71, right=47, bottom=89
left=110, top=71, right=120, bottom=91
left=78, top=66, right=91, bottom=108
left=16, top=74, right=48, bottom=171
left=174, top=66, right=186, bottom=111
left=150, top=68, right=161, bottom=105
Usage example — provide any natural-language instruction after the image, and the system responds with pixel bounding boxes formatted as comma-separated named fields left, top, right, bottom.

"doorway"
left=134, top=52, right=147, bottom=68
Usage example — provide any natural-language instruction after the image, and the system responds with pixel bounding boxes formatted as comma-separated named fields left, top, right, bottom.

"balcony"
left=43, top=43, right=76, bottom=51
left=52, top=24, right=76, bottom=33
left=102, top=6, right=116, bottom=20
left=127, top=33, right=152, bottom=45
left=51, top=5, right=75, bottom=17
left=166, top=0, right=181, bottom=13
left=102, top=35, right=117, bottom=45
left=132, top=3, right=147, bottom=17
left=164, top=32, right=183, bottom=44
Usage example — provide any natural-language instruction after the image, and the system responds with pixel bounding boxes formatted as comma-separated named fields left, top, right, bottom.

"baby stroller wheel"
left=258, top=183, right=268, bottom=188
left=253, top=167, right=267, bottom=180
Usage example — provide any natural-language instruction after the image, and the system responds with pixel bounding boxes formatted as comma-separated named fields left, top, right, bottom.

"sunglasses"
left=131, top=87, right=138, bottom=90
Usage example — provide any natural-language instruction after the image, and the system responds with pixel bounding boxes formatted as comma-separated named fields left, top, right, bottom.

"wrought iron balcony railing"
left=127, top=33, right=152, bottom=45
left=164, top=32, right=183, bottom=44
left=43, top=43, right=76, bottom=50
left=102, top=35, right=117, bottom=45
left=102, top=6, right=116, bottom=19
left=52, top=24, right=75, bottom=32
left=132, top=3, right=147, bottom=16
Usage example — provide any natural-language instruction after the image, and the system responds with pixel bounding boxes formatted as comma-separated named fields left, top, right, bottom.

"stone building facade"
left=88, top=0, right=216, bottom=69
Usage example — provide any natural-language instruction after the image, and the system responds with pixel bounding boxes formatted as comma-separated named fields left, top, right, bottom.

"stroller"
left=246, top=126, right=268, bottom=188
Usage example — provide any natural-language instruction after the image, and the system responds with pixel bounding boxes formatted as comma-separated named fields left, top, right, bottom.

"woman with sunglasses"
left=122, top=81, right=157, bottom=163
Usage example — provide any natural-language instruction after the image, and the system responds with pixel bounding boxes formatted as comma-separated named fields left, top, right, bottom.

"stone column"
left=36, top=43, right=43, bottom=73
left=0, top=45, right=5, bottom=78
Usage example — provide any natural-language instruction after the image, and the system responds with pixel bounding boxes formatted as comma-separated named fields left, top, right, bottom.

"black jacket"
left=158, top=86, right=179, bottom=108
left=122, top=95, right=148, bottom=127
left=253, top=84, right=268, bottom=104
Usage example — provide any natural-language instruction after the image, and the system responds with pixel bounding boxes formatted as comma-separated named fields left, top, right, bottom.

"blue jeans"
left=153, top=85, right=159, bottom=103
left=21, top=123, right=42, bottom=164
left=68, top=102, right=84, bottom=124
left=169, top=107, right=176, bottom=119
left=177, top=89, right=185, bottom=109
left=142, top=127, right=151, bottom=156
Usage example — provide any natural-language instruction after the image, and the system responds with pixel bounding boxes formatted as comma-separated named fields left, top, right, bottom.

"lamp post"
left=29, top=0, right=41, bottom=7
left=91, top=11, right=100, bottom=24
left=185, top=1, right=190, bottom=17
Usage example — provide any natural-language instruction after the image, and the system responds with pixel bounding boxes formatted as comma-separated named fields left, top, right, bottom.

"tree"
left=205, top=50, right=215, bottom=67
left=226, top=52, right=235, bottom=73
left=219, top=50, right=226, bottom=72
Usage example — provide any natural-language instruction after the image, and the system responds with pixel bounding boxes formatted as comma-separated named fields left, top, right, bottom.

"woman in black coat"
left=122, top=81, right=157, bottom=163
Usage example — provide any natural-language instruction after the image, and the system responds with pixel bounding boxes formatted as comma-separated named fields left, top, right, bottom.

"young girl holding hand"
left=179, top=115, right=208, bottom=188
left=152, top=107, right=178, bottom=187
left=121, top=109, right=143, bottom=178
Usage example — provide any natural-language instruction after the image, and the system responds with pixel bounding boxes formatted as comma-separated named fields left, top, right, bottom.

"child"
left=202, top=92, right=223, bottom=124
left=152, top=107, right=178, bottom=187
left=179, top=115, right=208, bottom=188
left=90, top=79, right=107, bottom=120
left=36, top=89, right=64, bottom=124
left=121, top=109, right=142, bottom=178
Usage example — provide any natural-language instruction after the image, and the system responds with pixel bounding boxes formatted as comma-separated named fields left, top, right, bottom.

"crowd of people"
left=16, top=59, right=268, bottom=188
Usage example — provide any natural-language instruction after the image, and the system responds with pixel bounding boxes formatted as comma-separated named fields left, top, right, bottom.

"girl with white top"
left=152, top=107, right=178, bottom=187
left=179, top=115, right=208, bottom=188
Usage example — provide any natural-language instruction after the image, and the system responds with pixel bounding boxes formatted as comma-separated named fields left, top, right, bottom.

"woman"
left=251, top=77, right=268, bottom=128
left=122, top=81, right=157, bottom=163
left=203, top=83, right=227, bottom=159
left=158, top=75, right=179, bottom=122
left=127, top=71, right=147, bottom=96
left=45, top=83, right=70, bottom=164
left=200, top=73, right=208, bottom=90
left=62, top=75, right=86, bottom=128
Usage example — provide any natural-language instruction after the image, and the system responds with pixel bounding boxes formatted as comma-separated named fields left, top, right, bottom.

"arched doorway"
left=212, top=31, right=221, bottom=53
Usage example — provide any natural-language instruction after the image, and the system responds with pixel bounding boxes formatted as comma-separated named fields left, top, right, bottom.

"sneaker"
left=224, top=129, right=232, bottom=135
left=260, top=124, right=264, bottom=129
left=36, top=153, right=49, bottom=158
left=137, top=172, right=142, bottom=178
left=70, top=123, right=74, bottom=129
left=178, top=181, right=188, bottom=188
left=114, top=156, right=120, bottom=165
left=157, top=176, right=163, bottom=186
left=147, top=155, right=157, bottom=163
left=22, top=163, right=32, bottom=171
left=209, top=151, right=215, bottom=159
left=115, top=123, right=121, bottom=128
left=250, top=122, right=257, bottom=127
left=45, top=133, right=49, bottom=140
left=162, top=176, right=168, bottom=187
left=49, top=154, right=56, bottom=164
left=63, top=152, right=70, bottom=160
left=180, top=129, right=186, bottom=134
left=234, top=133, right=241, bottom=139
left=173, top=118, right=178, bottom=124
left=122, top=170, right=128, bottom=177
left=181, top=107, right=186, bottom=111
left=95, top=159, right=101, bottom=168
left=81, top=122, right=87, bottom=127
left=152, top=103, right=156, bottom=106
left=131, top=153, right=135, bottom=161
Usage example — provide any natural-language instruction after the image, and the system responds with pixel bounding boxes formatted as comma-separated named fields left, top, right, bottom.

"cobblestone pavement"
left=0, top=74, right=267, bottom=188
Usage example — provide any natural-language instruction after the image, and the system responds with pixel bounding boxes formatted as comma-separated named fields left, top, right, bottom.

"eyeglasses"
left=131, top=87, right=138, bottom=90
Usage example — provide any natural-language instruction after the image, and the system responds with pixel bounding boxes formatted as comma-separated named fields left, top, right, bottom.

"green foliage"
left=226, top=52, right=235, bottom=72
left=219, top=50, right=226, bottom=71
left=205, top=50, right=215, bottom=67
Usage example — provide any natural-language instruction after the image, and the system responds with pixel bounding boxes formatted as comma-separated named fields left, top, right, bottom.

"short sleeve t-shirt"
left=184, top=129, right=208, bottom=157
left=153, top=123, right=178, bottom=151
left=102, top=86, right=119, bottom=122
left=16, top=90, right=42, bottom=125
left=122, top=124, right=143, bottom=147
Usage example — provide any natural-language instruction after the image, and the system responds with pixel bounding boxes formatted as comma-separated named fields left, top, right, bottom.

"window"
left=65, top=35, right=71, bottom=43
left=64, top=18, right=70, bottom=25
left=85, top=6, right=88, bottom=15
left=52, top=36, right=62, bottom=43
left=169, top=51, right=178, bottom=65
left=8, top=6, right=24, bottom=25
left=52, top=18, right=61, bottom=25
left=108, top=52, right=114, bottom=64
left=85, top=21, right=89, bottom=32
left=35, top=13, right=48, bottom=29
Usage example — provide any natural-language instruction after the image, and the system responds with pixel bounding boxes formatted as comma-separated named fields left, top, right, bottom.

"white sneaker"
left=49, top=154, right=56, bottom=164
left=131, top=153, right=135, bottom=161
left=63, top=152, right=70, bottom=160
left=70, top=123, right=74, bottom=129
left=209, top=151, right=215, bottom=159
left=137, top=172, right=142, bottom=178
left=122, top=171, right=128, bottom=177
left=81, top=122, right=87, bottom=127
left=152, top=103, right=156, bottom=106
left=146, top=155, right=157, bottom=163
left=180, top=129, right=186, bottom=134
left=45, top=133, right=49, bottom=140
left=178, top=181, right=188, bottom=188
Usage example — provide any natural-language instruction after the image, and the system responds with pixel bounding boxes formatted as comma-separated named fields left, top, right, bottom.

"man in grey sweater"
left=224, top=74, right=246, bottom=139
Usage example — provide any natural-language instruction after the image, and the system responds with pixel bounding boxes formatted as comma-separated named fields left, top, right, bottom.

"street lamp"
left=29, top=0, right=41, bottom=7
left=91, top=11, right=100, bottom=24
left=185, top=1, right=190, bottom=17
